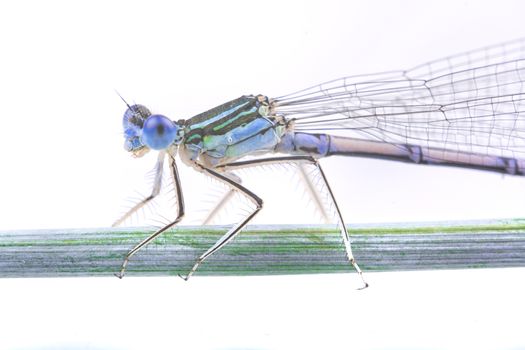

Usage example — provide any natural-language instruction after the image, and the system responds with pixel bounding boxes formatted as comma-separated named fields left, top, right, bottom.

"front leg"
left=115, top=154, right=185, bottom=278
left=113, top=151, right=166, bottom=227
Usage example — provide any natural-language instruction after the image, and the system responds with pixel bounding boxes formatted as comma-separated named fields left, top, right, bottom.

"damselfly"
left=114, top=39, right=525, bottom=288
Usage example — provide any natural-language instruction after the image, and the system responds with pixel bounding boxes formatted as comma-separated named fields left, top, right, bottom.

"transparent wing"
left=272, top=38, right=525, bottom=160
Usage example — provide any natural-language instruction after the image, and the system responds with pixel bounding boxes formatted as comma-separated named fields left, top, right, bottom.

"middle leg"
left=179, top=164, right=263, bottom=281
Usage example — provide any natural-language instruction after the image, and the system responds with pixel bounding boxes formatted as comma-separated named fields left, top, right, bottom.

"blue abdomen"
left=275, top=132, right=331, bottom=157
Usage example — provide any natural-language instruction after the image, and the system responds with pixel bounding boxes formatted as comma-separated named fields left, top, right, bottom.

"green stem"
left=1, top=220, right=525, bottom=278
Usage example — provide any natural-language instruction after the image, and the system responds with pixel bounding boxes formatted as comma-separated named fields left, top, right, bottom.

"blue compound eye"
left=141, top=114, right=179, bottom=150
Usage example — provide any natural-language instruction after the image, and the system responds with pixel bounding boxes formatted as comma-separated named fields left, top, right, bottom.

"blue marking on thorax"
left=203, top=117, right=281, bottom=159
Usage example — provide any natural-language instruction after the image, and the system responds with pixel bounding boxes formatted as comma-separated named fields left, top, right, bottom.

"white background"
left=0, top=1, right=524, bottom=349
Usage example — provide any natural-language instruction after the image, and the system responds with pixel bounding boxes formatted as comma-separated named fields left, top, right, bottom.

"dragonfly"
left=114, top=39, right=525, bottom=289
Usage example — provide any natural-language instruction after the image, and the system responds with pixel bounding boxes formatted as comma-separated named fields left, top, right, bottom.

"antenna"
left=114, top=89, right=132, bottom=110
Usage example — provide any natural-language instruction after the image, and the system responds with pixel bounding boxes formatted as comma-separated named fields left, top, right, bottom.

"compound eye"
left=141, top=114, right=178, bottom=150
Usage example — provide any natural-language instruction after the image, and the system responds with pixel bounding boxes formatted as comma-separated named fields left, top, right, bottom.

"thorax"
left=179, top=95, right=287, bottom=167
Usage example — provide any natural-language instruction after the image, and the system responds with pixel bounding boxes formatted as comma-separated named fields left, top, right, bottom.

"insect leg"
left=113, top=151, right=166, bottom=227
left=115, top=154, right=185, bottom=278
left=179, top=165, right=262, bottom=281
left=297, top=163, right=330, bottom=223
left=218, top=156, right=368, bottom=289
left=202, top=172, right=242, bottom=225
